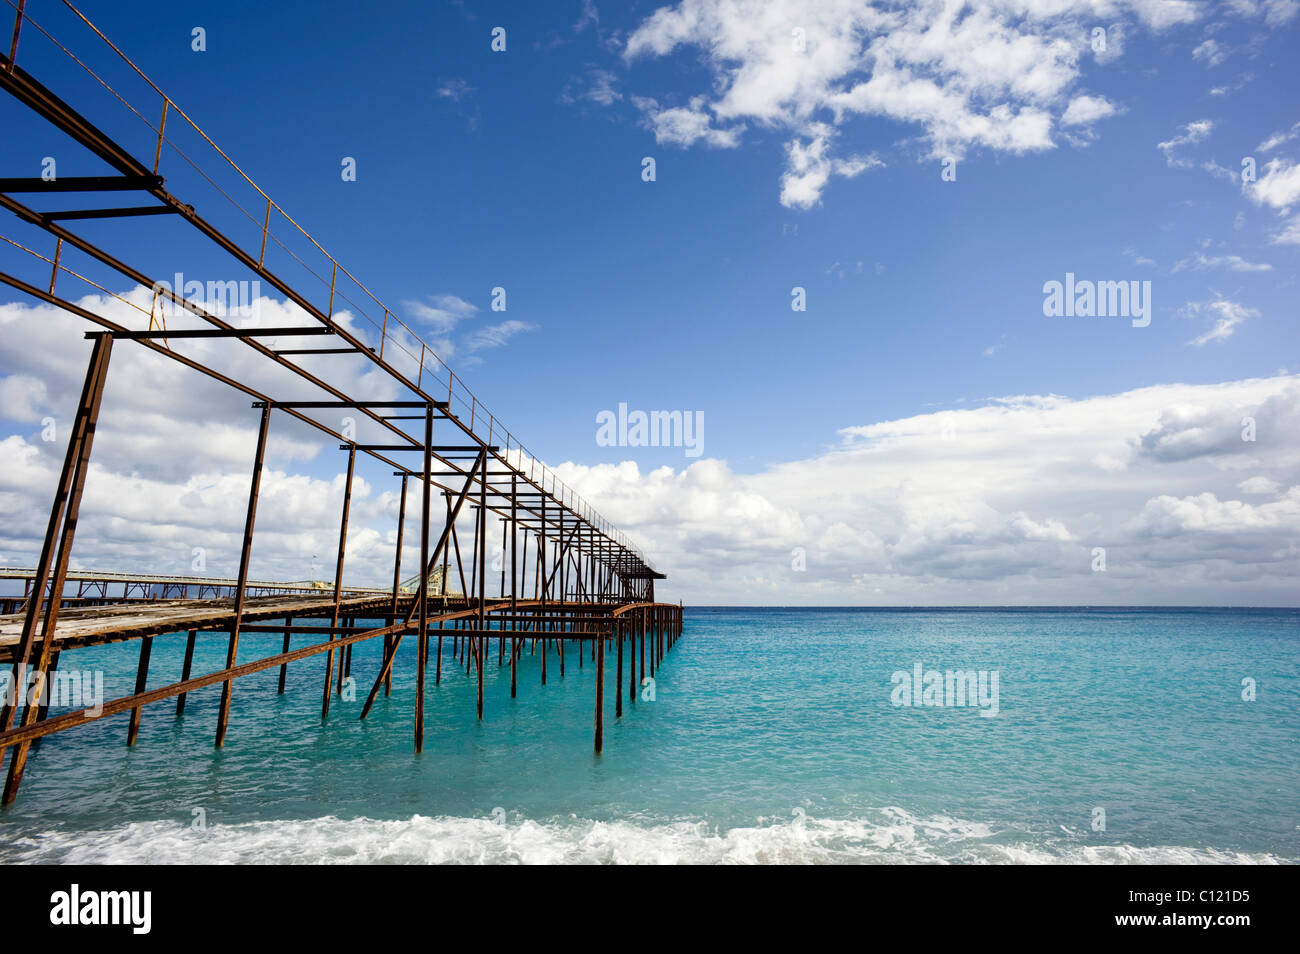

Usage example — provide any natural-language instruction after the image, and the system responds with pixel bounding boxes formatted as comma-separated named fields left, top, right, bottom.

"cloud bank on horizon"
left=555, top=373, right=1300, bottom=604
left=1, top=291, right=1295, bottom=605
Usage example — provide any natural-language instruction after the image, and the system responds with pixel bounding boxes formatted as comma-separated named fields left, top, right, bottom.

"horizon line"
left=683, top=604, right=1300, bottom=610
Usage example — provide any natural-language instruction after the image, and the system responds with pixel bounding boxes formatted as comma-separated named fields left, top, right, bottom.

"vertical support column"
left=649, top=606, right=655, bottom=679
left=177, top=629, right=197, bottom=714
left=343, top=620, right=353, bottom=681
left=615, top=617, right=623, bottom=718
left=598, top=540, right=606, bottom=604
left=497, top=518, right=507, bottom=601
left=387, top=474, right=408, bottom=698
left=477, top=447, right=486, bottom=719
left=464, top=508, right=476, bottom=678
left=467, top=499, right=479, bottom=629
left=510, top=471, right=518, bottom=699
left=126, top=635, right=153, bottom=745
left=498, top=517, right=506, bottom=665
left=320, top=442, right=357, bottom=720
left=594, top=622, right=605, bottom=754
left=215, top=402, right=271, bottom=747
left=629, top=613, right=637, bottom=703
left=30, top=650, right=58, bottom=753
left=414, top=404, right=433, bottom=753
left=437, top=491, right=449, bottom=684
left=539, top=495, right=547, bottom=686
left=532, top=531, right=540, bottom=655
left=560, top=535, right=567, bottom=678
left=3, top=333, right=113, bottom=805
left=278, top=617, right=291, bottom=694
left=440, top=490, right=452, bottom=599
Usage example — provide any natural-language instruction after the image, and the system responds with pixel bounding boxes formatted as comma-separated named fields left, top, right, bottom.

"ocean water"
left=0, top=607, right=1296, bottom=864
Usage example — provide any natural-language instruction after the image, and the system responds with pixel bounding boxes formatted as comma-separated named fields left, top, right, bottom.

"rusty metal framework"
left=0, top=1, right=681, bottom=804
left=0, top=567, right=397, bottom=614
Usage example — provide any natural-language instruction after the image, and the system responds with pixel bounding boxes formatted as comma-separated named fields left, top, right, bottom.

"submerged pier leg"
left=387, top=474, right=408, bottom=697
left=616, top=621, right=623, bottom=718
left=126, top=634, right=153, bottom=746
left=629, top=617, right=637, bottom=704
left=509, top=473, right=518, bottom=698
left=594, top=631, right=604, bottom=754
left=31, top=650, right=60, bottom=752
left=216, top=402, right=271, bottom=748
left=177, top=629, right=197, bottom=715
left=341, top=616, right=353, bottom=685
left=278, top=618, right=291, bottom=694
left=435, top=621, right=443, bottom=686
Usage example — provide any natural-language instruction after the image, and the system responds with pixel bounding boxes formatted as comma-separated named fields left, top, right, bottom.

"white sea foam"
left=4, top=808, right=1289, bottom=865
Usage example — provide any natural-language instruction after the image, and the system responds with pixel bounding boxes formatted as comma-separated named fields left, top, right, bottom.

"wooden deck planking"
left=0, top=593, right=407, bottom=661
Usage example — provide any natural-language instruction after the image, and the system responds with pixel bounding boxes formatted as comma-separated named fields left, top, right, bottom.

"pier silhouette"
left=0, top=1, right=681, bottom=804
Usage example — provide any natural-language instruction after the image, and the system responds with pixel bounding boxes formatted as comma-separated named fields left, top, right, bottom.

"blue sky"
left=2, top=1, right=1298, bottom=603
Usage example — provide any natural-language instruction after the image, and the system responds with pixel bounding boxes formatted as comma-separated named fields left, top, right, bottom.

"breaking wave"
left=4, top=807, right=1289, bottom=865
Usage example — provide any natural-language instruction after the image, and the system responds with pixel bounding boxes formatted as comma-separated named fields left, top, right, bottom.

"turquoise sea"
left=1, top=607, right=1296, bottom=863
